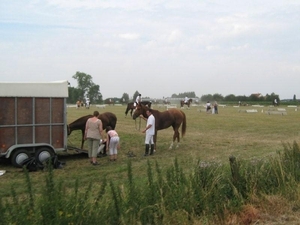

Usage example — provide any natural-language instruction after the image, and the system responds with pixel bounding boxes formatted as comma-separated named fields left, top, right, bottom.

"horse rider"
left=85, top=98, right=90, bottom=109
left=184, top=96, right=189, bottom=103
left=134, top=94, right=142, bottom=107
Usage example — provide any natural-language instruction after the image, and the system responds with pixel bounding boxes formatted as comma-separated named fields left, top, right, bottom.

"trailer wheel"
left=11, top=149, right=30, bottom=168
left=35, top=147, right=54, bottom=164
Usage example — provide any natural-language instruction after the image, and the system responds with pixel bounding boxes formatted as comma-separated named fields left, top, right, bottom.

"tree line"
left=68, top=71, right=296, bottom=105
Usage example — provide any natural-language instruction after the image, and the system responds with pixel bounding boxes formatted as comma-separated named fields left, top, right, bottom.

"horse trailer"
left=0, top=80, right=69, bottom=167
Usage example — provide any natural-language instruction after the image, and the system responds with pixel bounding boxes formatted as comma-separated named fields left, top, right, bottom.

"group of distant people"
left=76, top=98, right=90, bottom=109
left=206, top=101, right=218, bottom=114
left=183, top=96, right=218, bottom=114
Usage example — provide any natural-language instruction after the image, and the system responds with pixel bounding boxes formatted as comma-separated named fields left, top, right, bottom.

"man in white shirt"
left=142, top=108, right=155, bottom=156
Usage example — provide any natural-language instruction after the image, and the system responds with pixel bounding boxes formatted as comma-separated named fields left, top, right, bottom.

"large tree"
left=67, top=86, right=83, bottom=103
left=71, top=71, right=102, bottom=104
left=121, top=93, right=129, bottom=103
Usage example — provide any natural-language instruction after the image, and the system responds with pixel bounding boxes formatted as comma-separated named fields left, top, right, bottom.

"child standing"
left=105, top=126, right=120, bottom=161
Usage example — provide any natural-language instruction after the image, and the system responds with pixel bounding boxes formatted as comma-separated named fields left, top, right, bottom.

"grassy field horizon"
left=0, top=103, right=299, bottom=223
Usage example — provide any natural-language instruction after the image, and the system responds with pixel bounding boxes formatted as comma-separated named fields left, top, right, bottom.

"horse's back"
left=100, top=112, right=117, bottom=129
left=167, top=108, right=185, bottom=118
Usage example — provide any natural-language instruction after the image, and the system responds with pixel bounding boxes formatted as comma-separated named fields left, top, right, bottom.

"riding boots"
left=144, top=144, right=149, bottom=156
left=150, top=144, right=154, bottom=155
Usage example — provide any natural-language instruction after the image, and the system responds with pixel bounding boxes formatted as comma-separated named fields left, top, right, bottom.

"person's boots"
left=144, top=144, right=149, bottom=156
left=150, top=144, right=154, bottom=155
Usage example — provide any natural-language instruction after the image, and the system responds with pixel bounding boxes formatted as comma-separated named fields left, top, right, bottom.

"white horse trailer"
left=0, top=80, right=69, bottom=167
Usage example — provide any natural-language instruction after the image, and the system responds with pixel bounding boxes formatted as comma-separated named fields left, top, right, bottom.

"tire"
left=35, top=147, right=55, bottom=164
left=11, top=149, right=30, bottom=168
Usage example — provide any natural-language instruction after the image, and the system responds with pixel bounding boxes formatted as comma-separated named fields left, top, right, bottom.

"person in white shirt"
left=142, top=108, right=155, bottom=156
left=206, top=101, right=211, bottom=113
left=134, top=94, right=142, bottom=107
left=184, top=96, right=189, bottom=103
left=85, top=98, right=90, bottom=109
left=105, top=126, right=120, bottom=161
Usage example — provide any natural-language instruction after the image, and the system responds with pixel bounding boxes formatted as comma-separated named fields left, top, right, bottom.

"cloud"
left=118, top=33, right=140, bottom=40
left=0, top=0, right=299, bottom=100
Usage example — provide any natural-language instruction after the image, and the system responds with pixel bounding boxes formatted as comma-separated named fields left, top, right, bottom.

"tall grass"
left=1, top=142, right=300, bottom=224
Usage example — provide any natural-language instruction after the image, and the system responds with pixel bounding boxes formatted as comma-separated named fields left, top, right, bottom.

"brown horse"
left=180, top=99, right=193, bottom=108
left=132, top=103, right=186, bottom=151
left=103, top=99, right=114, bottom=106
left=125, top=101, right=152, bottom=117
left=67, top=112, right=117, bottom=149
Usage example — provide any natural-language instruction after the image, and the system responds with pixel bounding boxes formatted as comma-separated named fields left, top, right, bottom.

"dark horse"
left=67, top=112, right=117, bottom=149
left=125, top=101, right=152, bottom=117
left=132, top=103, right=186, bottom=151
left=180, top=99, right=193, bottom=108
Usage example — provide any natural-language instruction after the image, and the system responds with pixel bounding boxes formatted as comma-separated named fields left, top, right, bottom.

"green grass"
left=2, top=105, right=299, bottom=189
left=1, top=104, right=300, bottom=224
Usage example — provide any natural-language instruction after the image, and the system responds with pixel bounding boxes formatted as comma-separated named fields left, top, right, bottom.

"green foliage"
left=69, top=71, right=102, bottom=104
left=2, top=144, right=300, bottom=224
left=171, top=91, right=196, bottom=98
left=199, top=92, right=282, bottom=104
left=67, top=86, right=83, bottom=103
left=121, top=93, right=129, bottom=103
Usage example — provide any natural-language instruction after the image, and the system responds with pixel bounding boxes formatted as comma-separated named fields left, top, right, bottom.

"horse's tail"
left=181, top=111, right=186, bottom=137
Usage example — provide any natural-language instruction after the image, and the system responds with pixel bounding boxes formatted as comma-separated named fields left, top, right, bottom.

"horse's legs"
left=130, top=109, right=133, bottom=117
left=175, top=129, right=180, bottom=148
left=169, top=130, right=176, bottom=149
left=153, top=133, right=157, bottom=152
left=81, top=130, right=85, bottom=149
left=169, top=129, right=180, bottom=149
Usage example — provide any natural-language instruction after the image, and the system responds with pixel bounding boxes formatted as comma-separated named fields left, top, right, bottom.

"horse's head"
left=189, top=99, right=193, bottom=103
left=132, top=104, right=148, bottom=120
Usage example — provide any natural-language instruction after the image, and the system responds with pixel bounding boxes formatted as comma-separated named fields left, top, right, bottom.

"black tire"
left=35, top=147, right=55, bottom=164
left=11, top=149, right=30, bottom=168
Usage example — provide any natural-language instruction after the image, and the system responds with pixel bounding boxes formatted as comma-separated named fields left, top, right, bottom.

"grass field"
left=0, top=103, right=299, bottom=223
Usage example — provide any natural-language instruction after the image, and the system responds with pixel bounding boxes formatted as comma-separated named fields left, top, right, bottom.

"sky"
left=1, top=0, right=299, bottom=100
